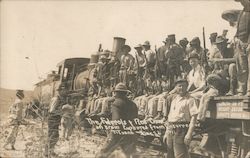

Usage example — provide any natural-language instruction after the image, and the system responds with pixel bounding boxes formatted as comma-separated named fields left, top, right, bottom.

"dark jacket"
left=236, top=0, right=250, bottom=43
left=111, top=96, right=138, bottom=121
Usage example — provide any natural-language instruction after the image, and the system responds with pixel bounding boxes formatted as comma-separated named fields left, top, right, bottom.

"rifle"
left=98, top=44, right=103, bottom=52
left=202, top=27, right=209, bottom=76
left=143, top=51, right=150, bottom=79
left=135, top=52, right=141, bottom=78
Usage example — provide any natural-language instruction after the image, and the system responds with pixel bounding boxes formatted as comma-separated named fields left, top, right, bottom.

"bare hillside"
left=0, top=88, right=33, bottom=121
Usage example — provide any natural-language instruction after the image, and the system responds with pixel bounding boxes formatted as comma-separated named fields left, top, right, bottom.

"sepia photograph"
left=0, top=0, right=250, bottom=157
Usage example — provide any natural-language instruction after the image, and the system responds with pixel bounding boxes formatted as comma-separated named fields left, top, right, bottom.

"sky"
left=0, top=0, right=243, bottom=90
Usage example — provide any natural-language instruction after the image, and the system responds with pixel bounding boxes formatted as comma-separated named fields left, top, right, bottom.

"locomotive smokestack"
left=112, top=37, right=126, bottom=61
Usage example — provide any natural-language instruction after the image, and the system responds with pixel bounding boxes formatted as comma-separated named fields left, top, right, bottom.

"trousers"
left=5, top=124, right=19, bottom=146
left=45, top=114, right=61, bottom=155
left=166, top=129, right=190, bottom=158
left=96, top=134, right=137, bottom=158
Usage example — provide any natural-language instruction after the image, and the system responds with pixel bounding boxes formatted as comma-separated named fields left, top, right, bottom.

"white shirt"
left=168, top=94, right=198, bottom=122
left=187, top=65, right=206, bottom=90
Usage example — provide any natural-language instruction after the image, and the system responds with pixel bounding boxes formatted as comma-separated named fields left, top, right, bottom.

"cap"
left=162, top=38, right=169, bottom=43
left=121, top=45, right=131, bottom=52
left=142, top=41, right=150, bottom=47
left=179, top=38, right=189, bottom=45
left=134, top=44, right=142, bottom=49
left=113, top=82, right=129, bottom=92
left=190, top=37, right=200, bottom=45
left=215, top=36, right=228, bottom=44
left=16, top=90, right=24, bottom=99
left=209, top=32, right=218, bottom=39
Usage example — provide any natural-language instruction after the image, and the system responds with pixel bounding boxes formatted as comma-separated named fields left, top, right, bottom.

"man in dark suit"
left=96, top=83, right=138, bottom=158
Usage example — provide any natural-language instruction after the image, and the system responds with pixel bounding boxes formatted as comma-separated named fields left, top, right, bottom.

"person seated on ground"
left=61, top=98, right=75, bottom=140
left=187, top=52, right=206, bottom=99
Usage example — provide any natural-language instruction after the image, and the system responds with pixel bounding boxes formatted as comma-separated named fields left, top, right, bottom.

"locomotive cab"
left=57, top=58, right=90, bottom=91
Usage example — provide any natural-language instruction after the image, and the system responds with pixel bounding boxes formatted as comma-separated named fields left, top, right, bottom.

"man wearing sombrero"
left=120, top=45, right=135, bottom=86
left=96, top=83, right=138, bottom=158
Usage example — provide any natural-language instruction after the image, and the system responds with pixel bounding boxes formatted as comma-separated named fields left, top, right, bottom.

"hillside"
left=0, top=88, right=33, bottom=121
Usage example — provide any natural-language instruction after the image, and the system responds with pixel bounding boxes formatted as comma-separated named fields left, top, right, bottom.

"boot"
left=11, top=145, right=15, bottom=150
left=226, top=79, right=236, bottom=96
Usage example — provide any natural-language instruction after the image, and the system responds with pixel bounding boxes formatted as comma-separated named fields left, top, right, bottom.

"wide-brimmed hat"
left=215, top=36, right=228, bottom=44
left=162, top=38, right=169, bottom=43
left=179, top=38, right=189, bottom=45
left=16, top=90, right=24, bottom=99
left=121, top=45, right=131, bottom=52
left=206, top=74, right=222, bottom=89
left=209, top=32, right=218, bottom=39
left=190, top=37, right=200, bottom=45
left=142, top=41, right=150, bottom=47
left=221, top=9, right=241, bottom=23
left=134, top=44, right=142, bottom=49
left=188, top=52, right=200, bottom=61
left=113, top=83, right=130, bottom=92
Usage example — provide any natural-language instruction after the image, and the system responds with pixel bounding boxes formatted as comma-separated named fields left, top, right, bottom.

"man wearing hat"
left=187, top=52, right=206, bottom=99
left=234, top=0, right=250, bottom=96
left=214, top=36, right=234, bottom=58
left=134, top=44, right=146, bottom=96
left=45, top=85, right=67, bottom=157
left=187, top=37, right=207, bottom=64
left=207, top=32, right=220, bottom=59
left=4, top=90, right=25, bottom=150
left=142, top=41, right=156, bottom=68
left=179, top=38, right=189, bottom=59
left=134, top=44, right=146, bottom=68
left=157, top=38, right=170, bottom=76
left=120, top=45, right=135, bottom=86
left=165, top=34, right=184, bottom=90
left=96, top=83, right=138, bottom=158
left=197, top=74, right=222, bottom=121
left=108, top=55, right=121, bottom=89
left=163, top=79, right=198, bottom=158
left=207, top=36, right=237, bottom=96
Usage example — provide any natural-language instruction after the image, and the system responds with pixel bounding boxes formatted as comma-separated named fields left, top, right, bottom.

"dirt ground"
left=0, top=119, right=165, bottom=158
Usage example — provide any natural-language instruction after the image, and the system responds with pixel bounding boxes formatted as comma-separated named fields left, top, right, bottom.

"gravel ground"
left=0, top=119, right=166, bottom=158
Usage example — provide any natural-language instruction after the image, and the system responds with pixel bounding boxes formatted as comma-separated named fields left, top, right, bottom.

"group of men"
left=3, top=0, right=249, bottom=157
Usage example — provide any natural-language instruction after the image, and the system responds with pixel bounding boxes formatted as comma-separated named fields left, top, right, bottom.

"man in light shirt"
left=4, top=90, right=25, bottom=150
left=187, top=52, right=206, bottom=99
left=163, top=79, right=198, bottom=158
